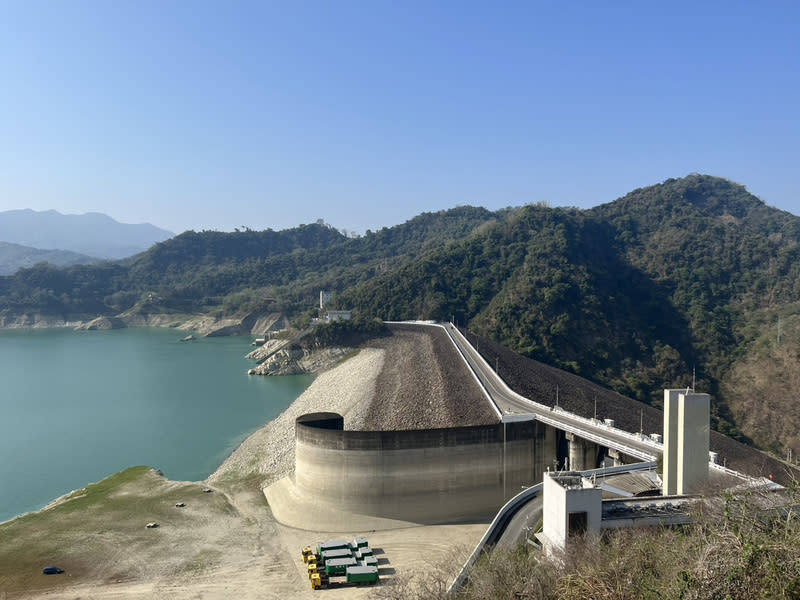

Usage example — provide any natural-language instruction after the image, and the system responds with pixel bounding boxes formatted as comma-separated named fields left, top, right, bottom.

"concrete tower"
left=663, top=389, right=710, bottom=495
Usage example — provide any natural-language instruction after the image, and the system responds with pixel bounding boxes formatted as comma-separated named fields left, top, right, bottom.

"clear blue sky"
left=1, top=1, right=798, bottom=234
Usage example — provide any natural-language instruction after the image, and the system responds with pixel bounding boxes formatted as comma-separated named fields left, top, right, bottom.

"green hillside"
left=1, top=175, right=799, bottom=455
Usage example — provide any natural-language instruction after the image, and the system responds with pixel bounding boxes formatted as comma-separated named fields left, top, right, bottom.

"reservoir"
left=0, top=328, right=312, bottom=523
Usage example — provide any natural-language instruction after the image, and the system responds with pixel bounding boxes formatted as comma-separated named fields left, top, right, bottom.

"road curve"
left=437, top=321, right=663, bottom=461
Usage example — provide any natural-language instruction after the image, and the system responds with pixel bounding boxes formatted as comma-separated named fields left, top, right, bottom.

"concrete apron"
left=264, top=475, right=422, bottom=532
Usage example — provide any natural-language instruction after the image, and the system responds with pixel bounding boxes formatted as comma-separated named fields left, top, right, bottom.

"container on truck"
left=324, top=557, right=357, bottom=576
left=317, top=540, right=349, bottom=555
left=320, top=548, right=354, bottom=563
left=346, top=565, right=379, bottom=584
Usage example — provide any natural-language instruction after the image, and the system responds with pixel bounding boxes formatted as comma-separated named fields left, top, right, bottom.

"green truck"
left=311, top=565, right=379, bottom=589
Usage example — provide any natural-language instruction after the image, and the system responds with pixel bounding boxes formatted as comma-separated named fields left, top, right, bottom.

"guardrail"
left=445, top=322, right=661, bottom=459
left=447, top=483, right=543, bottom=594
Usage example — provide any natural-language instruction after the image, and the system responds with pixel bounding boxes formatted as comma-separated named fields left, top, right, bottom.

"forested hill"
left=2, top=175, right=800, bottom=456
left=337, top=175, right=800, bottom=453
left=0, top=206, right=500, bottom=317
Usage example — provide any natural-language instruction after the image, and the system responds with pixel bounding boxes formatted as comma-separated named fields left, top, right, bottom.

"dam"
left=265, top=322, right=793, bottom=528
left=293, top=412, right=557, bottom=523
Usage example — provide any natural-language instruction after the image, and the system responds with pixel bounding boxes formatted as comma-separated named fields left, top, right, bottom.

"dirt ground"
left=0, top=470, right=486, bottom=600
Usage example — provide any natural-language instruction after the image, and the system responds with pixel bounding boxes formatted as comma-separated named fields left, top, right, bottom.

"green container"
left=356, top=546, right=374, bottom=558
left=346, top=565, right=379, bottom=583
left=321, top=548, right=354, bottom=563
left=325, top=557, right=357, bottom=576
left=317, top=540, right=349, bottom=555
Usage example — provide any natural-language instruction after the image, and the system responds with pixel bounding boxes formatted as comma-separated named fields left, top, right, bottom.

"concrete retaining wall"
left=295, top=413, right=557, bottom=523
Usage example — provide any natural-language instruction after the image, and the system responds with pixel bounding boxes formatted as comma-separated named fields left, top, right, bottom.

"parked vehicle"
left=346, top=565, right=379, bottom=584
left=310, top=565, right=379, bottom=589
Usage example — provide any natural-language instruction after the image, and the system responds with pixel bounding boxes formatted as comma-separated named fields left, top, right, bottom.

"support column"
left=565, top=433, right=599, bottom=471
left=608, top=448, right=624, bottom=467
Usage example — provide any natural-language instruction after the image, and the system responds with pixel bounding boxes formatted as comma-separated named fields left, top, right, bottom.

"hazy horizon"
left=2, top=2, right=798, bottom=235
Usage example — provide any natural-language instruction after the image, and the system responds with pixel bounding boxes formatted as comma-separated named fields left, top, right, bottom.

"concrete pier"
left=566, top=432, right=600, bottom=471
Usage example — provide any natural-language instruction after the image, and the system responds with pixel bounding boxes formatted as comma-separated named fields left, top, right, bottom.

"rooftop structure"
left=536, top=470, right=692, bottom=557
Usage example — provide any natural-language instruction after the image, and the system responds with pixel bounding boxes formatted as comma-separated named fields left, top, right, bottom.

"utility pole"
left=778, top=316, right=783, bottom=345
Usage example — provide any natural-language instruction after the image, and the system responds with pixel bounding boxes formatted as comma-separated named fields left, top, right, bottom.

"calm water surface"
left=0, top=328, right=312, bottom=523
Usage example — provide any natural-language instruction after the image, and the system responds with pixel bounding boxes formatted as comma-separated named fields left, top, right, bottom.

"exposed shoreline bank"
left=0, top=308, right=283, bottom=338
left=0, top=346, right=380, bottom=528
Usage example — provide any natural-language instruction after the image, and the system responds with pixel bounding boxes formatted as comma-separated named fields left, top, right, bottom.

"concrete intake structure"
left=294, top=412, right=558, bottom=524
left=663, top=389, right=710, bottom=495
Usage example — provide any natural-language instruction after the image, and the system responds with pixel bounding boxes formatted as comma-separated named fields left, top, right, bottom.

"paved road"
left=441, top=322, right=662, bottom=462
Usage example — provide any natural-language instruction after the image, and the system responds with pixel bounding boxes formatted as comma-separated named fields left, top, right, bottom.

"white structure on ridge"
left=326, top=310, right=352, bottom=322
left=319, top=290, right=333, bottom=309
left=663, top=389, right=710, bottom=495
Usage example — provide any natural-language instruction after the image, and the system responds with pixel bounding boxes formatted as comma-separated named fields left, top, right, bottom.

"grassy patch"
left=0, top=466, right=236, bottom=594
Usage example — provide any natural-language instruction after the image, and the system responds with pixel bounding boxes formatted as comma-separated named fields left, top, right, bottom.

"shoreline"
left=208, top=347, right=385, bottom=485
left=1, top=347, right=382, bottom=527
left=0, top=327, right=492, bottom=598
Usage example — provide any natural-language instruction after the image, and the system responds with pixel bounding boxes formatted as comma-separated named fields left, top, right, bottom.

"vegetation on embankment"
left=382, top=485, right=800, bottom=600
left=722, top=305, right=800, bottom=458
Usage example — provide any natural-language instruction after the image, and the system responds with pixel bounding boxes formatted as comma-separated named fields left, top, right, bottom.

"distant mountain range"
left=0, top=209, right=174, bottom=262
left=0, top=242, right=98, bottom=276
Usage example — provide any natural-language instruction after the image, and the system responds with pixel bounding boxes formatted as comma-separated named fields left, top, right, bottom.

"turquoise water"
left=0, top=328, right=312, bottom=523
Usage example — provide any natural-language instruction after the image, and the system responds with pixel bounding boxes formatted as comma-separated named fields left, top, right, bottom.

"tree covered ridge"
left=1, top=174, right=799, bottom=450
left=339, top=175, right=800, bottom=443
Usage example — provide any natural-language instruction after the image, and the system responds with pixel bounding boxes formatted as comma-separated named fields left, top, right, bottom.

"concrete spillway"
left=294, top=412, right=558, bottom=524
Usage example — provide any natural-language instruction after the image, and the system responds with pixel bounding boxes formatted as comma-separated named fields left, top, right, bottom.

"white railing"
left=445, top=322, right=661, bottom=458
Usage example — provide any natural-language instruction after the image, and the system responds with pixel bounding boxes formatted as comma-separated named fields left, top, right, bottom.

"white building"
left=326, top=310, right=352, bottom=322
left=319, top=290, right=333, bottom=309
left=537, top=472, right=603, bottom=556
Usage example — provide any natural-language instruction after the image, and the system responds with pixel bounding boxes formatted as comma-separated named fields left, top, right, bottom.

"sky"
left=1, top=1, right=798, bottom=235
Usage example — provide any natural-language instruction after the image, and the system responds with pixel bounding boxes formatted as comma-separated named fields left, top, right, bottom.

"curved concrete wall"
left=295, top=413, right=557, bottom=523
